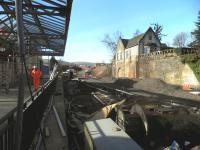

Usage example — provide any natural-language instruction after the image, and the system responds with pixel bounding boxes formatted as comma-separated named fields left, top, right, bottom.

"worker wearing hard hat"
left=31, top=66, right=42, bottom=91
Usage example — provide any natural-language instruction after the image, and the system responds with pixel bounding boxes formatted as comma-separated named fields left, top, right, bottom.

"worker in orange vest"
left=31, top=66, right=42, bottom=91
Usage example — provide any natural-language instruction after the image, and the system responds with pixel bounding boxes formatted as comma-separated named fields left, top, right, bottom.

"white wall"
left=125, top=45, right=139, bottom=59
left=115, top=39, right=125, bottom=77
left=139, top=30, right=161, bottom=54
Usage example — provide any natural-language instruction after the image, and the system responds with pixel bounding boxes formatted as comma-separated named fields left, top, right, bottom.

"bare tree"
left=173, top=32, right=188, bottom=48
left=101, top=31, right=123, bottom=57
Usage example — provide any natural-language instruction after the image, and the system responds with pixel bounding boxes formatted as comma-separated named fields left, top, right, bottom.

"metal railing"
left=0, top=108, right=16, bottom=150
left=0, top=75, right=57, bottom=150
left=139, top=48, right=198, bottom=58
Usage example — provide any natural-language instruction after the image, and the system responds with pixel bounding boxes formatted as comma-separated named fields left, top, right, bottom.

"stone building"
left=114, top=27, right=161, bottom=78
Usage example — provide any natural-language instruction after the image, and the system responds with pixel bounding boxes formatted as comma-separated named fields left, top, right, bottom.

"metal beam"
left=64, top=0, right=73, bottom=44
left=0, top=0, right=71, bottom=56
left=42, top=0, right=64, bottom=7
left=15, top=0, right=25, bottom=149
left=0, top=0, right=15, bottom=32
left=0, top=18, right=14, bottom=33
left=0, top=10, right=65, bottom=16
left=23, top=19, right=62, bottom=34
left=24, top=0, right=51, bottom=48
left=0, top=1, right=65, bottom=11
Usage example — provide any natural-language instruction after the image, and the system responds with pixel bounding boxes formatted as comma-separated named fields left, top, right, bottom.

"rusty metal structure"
left=0, top=0, right=72, bottom=56
left=0, top=0, right=73, bottom=150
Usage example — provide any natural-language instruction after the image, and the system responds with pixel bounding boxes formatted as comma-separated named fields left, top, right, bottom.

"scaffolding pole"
left=15, top=0, right=25, bottom=150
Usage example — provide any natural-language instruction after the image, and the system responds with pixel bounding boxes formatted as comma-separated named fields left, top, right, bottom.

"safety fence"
left=0, top=76, right=57, bottom=150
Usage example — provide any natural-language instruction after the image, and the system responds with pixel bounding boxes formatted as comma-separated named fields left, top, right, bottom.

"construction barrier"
left=182, top=83, right=191, bottom=91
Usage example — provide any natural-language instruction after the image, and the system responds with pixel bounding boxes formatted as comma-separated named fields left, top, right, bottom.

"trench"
left=63, top=80, right=200, bottom=150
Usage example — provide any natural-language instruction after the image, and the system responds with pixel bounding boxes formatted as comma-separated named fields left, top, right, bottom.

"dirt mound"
left=133, top=78, right=200, bottom=100
left=133, top=78, right=178, bottom=93
left=103, top=78, right=199, bottom=100
left=99, top=77, right=115, bottom=83
left=114, top=78, right=137, bottom=88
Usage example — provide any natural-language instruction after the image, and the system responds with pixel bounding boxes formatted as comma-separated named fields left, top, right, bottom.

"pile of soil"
left=133, top=78, right=178, bottom=93
left=99, top=77, right=115, bottom=83
left=133, top=78, right=200, bottom=101
left=99, top=78, right=200, bottom=101
left=114, top=78, right=138, bottom=88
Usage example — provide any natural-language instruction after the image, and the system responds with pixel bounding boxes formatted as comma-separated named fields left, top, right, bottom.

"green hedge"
left=175, top=49, right=200, bottom=82
left=188, top=60, right=200, bottom=82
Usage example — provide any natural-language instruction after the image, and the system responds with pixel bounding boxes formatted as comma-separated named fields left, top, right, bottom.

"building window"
left=149, top=35, right=152, bottom=40
left=144, top=47, right=150, bottom=54
left=117, top=53, right=121, bottom=60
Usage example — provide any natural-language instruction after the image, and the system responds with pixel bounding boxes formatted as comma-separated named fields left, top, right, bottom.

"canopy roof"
left=0, top=0, right=72, bottom=56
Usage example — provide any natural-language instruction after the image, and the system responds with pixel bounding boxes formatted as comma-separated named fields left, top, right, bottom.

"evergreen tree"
left=191, top=11, right=200, bottom=50
left=151, top=23, right=166, bottom=41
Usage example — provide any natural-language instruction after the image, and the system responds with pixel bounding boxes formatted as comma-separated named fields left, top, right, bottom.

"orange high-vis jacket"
left=31, top=69, right=42, bottom=91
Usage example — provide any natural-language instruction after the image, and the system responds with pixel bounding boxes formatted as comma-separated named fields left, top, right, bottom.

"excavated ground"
left=63, top=78, right=200, bottom=150
left=98, top=77, right=200, bottom=101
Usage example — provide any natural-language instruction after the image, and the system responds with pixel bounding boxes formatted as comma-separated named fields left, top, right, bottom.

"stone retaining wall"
left=138, top=50, right=199, bottom=87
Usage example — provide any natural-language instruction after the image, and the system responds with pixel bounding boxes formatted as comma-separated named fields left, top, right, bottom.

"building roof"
left=120, top=27, right=160, bottom=49
left=0, top=0, right=73, bottom=56
left=121, top=39, right=129, bottom=48
left=126, top=34, right=145, bottom=48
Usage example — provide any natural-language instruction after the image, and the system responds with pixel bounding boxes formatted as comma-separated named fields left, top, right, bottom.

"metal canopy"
left=0, top=0, right=72, bottom=56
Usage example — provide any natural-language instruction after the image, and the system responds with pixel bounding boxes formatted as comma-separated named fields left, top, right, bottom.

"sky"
left=60, top=0, right=200, bottom=63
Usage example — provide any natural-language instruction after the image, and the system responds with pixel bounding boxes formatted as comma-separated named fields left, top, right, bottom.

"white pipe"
left=53, top=106, right=66, bottom=137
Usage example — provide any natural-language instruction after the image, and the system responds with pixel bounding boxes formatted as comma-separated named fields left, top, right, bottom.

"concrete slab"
left=0, top=102, right=16, bottom=119
left=39, top=108, right=68, bottom=150
left=39, top=79, right=68, bottom=150
left=84, top=118, right=142, bottom=150
left=0, top=88, right=30, bottom=121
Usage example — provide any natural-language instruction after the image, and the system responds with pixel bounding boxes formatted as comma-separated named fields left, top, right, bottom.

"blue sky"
left=60, top=0, right=200, bottom=63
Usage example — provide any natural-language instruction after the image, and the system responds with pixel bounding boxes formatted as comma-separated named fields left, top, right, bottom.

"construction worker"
left=31, top=66, right=42, bottom=91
